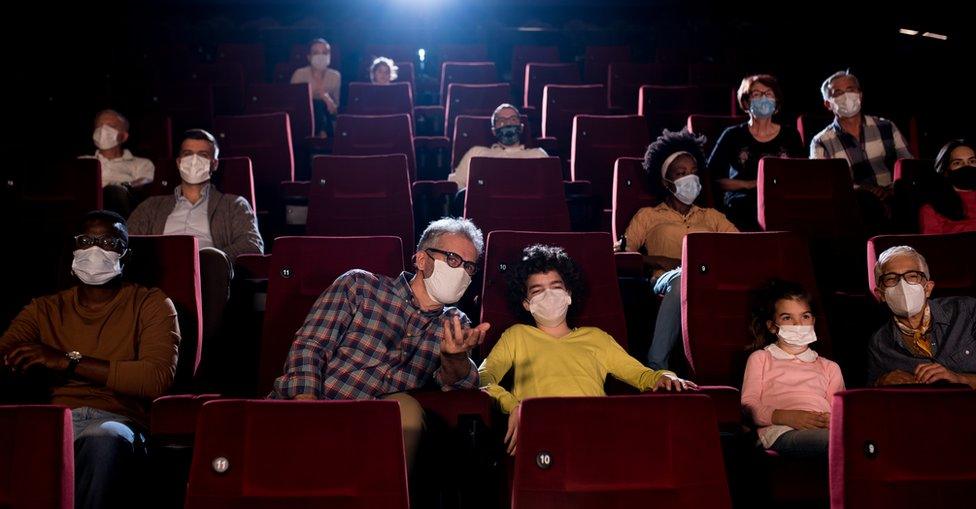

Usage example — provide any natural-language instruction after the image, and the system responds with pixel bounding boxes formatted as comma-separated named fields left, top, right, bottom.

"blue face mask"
left=495, top=124, right=522, bottom=146
left=749, top=97, right=776, bottom=118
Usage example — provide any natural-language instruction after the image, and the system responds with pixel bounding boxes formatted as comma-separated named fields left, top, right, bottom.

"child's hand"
left=774, top=409, right=830, bottom=430
left=653, top=373, right=698, bottom=392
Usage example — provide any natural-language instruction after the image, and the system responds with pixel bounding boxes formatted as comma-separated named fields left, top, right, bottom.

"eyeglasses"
left=749, top=90, right=776, bottom=99
left=879, top=270, right=927, bottom=288
left=425, top=248, right=478, bottom=276
left=74, top=234, right=126, bottom=251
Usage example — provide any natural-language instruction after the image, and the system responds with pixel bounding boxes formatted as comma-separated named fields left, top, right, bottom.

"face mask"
left=179, top=155, right=212, bottom=184
left=884, top=279, right=927, bottom=317
left=666, top=174, right=702, bottom=205
left=93, top=125, right=120, bottom=151
left=527, top=288, right=572, bottom=328
left=423, top=259, right=472, bottom=305
left=749, top=97, right=776, bottom=118
left=776, top=324, right=817, bottom=346
left=495, top=124, right=522, bottom=146
left=71, top=247, right=123, bottom=286
left=830, top=92, right=862, bottom=118
left=948, top=166, right=976, bottom=191
left=311, top=54, right=331, bottom=70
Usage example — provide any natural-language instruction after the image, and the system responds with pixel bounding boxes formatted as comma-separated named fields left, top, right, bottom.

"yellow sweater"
left=478, top=324, right=674, bottom=413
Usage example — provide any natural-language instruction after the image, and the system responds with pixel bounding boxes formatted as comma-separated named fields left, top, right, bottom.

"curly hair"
left=642, top=129, right=707, bottom=200
left=748, top=278, right=815, bottom=351
left=506, top=244, right=587, bottom=326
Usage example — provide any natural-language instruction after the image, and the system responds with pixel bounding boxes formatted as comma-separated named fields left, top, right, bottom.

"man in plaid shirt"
left=270, top=217, right=490, bottom=468
left=810, top=71, right=913, bottom=193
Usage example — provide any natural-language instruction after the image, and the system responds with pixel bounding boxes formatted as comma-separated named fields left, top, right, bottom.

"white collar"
left=95, top=149, right=134, bottom=162
left=765, top=343, right=818, bottom=363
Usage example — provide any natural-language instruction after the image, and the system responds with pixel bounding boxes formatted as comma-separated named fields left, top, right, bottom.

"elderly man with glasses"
left=868, top=245, right=976, bottom=387
left=270, top=217, right=490, bottom=470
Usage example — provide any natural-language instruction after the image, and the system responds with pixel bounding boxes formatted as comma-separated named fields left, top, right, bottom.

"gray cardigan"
left=128, top=187, right=264, bottom=261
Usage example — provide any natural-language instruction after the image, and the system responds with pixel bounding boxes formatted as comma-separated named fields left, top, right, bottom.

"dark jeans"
left=648, top=268, right=682, bottom=370
left=72, top=407, right=145, bottom=509
left=769, top=428, right=829, bottom=460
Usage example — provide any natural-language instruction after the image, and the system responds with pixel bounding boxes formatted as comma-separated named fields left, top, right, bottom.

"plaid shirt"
left=271, top=270, right=478, bottom=400
left=809, top=115, right=913, bottom=187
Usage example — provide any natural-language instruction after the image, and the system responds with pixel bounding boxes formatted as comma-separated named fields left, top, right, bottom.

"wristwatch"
left=65, top=351, right=83, bottom=374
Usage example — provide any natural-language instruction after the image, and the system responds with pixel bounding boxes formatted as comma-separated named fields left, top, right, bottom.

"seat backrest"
left=306, top=154, right=415, bottom=263
left=257, top=236, right=404, bottom=395
left=214, top=156, right=256, bottom=211
left=213, top=112, right=294, bottom=214
left=639, top=85, right=732, bottom=136
left=156, top=81, right=215, bottom=135
left=758, top=157, right=862, bottom=237
left=571, top=114, right=650, bottom=209
left=607, top=62, right=687, bottom=112
left=511, top=45, right=561, bottom=96
left=796, top=113, right=833, bottom=146
left=687, top=114, right=748, bottom=156
left=464, top=157, right=570, bottom=235
left=131, top=112, right=174, bottom=161
left=583, top=45, right=631, bottom=85
left=451, top=114, right=532, bottom=169
left=867, top=232, right=976, bottom=298
left=186, top=399, right=408, bottom=509
left=0, top=405, right=73, bottom=509
left=215, top=42, right=266, bottom=83
left=439, top=61, right=497, bottom=105
left=830, top=388, right=976, bottom=509
left=612, top=157, right=657, bottom=243
left=346, top=82, right=414, bottom=116
left=191, top=62, right=246, bottom=114
left=126, top=235, right=203, bottom=391
left=243, top=82, right=314, bottom=141
left=523, top=63, right=580, bottom=112
left=512, top=395, right=730, bottom=509
left=681, top=231, right=828, bottom=386
left=333, top=114, right=417, bottom=181
left=893, top=158, right=935, bottom=184
left=444, top=83, right=512, bottom=141
left=542, top=84, right=608, bottom=158
left=479, top=231, right=624, bottom=356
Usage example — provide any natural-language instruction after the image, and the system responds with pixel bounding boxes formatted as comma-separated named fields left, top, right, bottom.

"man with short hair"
left=80, top=109, right=155, bottom=216
left=449, top=103, right=548, bottom=189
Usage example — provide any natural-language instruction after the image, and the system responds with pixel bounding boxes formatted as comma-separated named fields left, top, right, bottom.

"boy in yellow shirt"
left=478, top=244, right=697, bottom=454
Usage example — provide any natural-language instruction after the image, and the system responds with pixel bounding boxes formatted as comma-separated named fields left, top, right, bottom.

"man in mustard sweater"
left=478, top=244, right=697, bottom=455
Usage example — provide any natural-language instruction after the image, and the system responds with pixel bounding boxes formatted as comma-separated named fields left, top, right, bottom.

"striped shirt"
left=809, top=115, right=913, bottom=187
left=271, top=270, right=478, bottom=400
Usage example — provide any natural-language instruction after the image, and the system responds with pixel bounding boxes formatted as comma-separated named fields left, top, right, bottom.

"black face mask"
left=948, top=166, right=976, bottom=191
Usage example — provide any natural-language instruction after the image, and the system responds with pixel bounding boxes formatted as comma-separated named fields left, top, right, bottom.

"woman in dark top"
left=707, top=74, right=805, bottom=231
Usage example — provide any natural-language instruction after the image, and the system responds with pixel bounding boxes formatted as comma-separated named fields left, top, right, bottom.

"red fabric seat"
left=444, top=83, right=512, bottom=142
left=215, top=43, right=266, bottom=84
left=511, top=395, right=731, bottom=509
left=451, top=114, right=532, bottom=170
left=345, top=82, right=414, bottom=116
left=0, top=405, right=74, bottom=509
left=639, top=85, right=733, bottom=137
left=611, top=156, right=656, bottom=244
left=583, top=45, right=631, bottom=86
left=185, top=399, right=409, bottom=509
left=893, top=157, right=935, bottom=184
left=607, top=62, right=686, bottom=112
left=439, top=61, right=498, bottom=105
left=571, top=114, right=650, bottom=212
left=867, top=232, right=976, bottom=298
left=153, top=81, right=215, bottom=136
left=523, top=63, right=580, bottom=114
left=333, top=114, right=417, bottom=181
left=796, top=113, right=833, bottom=146
left=510, top=45, right=561, bottom=98
left=191, top=62, right=245, bottom=115
left=757, top=157, right=861, bottom=237
left=213, top=112, right=294, bottom=216
left=542, top=84, right=607, bottom=161
left=464, top=156, right=570, bottom=235
left=687, top=114, right=748, bottom=156
left=243, top=82, right=315, bottom=141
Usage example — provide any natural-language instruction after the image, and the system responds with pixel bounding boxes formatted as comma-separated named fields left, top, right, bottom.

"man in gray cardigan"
left=129, top=129, right=264, bottom=348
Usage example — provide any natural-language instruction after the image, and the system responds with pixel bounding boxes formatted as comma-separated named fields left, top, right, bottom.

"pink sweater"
left=919, top=190, right=976, bottom=234
left=740, top=346, right=845, bottom=447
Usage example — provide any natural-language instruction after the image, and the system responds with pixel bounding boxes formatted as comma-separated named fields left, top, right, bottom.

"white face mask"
left=884, top=280, right=927, bottom=317
left=527, top=288, right=572, bottom=328
left=179, top=155, right=212, bottom=184
left=71, top=247, right=123, bottom=286
left=830, top=92, right=862, bottom=118
left=93, top=125, right=120, bottom=151
left=311, top=54, right=331, bottom=70
left=422, top=259, right=472, bottom=305
left=667, top=174, right=702, bottom=205
left=776, top=324, right=817, bottom=346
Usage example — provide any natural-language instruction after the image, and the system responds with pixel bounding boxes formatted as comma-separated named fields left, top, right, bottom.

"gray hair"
left=821, top=70, right=860, bottom=100
left=417, top=217, right=484, bottom=257
left=491, top=103, right=520, bottom=126
left=94, top=109, right=130, bottom=132
left=875, top=245, right=929, bottom=282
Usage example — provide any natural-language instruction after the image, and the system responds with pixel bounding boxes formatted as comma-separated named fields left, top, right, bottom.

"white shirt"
left=80, top=149, right=154, bottom=188
left=449, top=143, right=549, bottom=189
left=163, top=184, right=214, bottom=249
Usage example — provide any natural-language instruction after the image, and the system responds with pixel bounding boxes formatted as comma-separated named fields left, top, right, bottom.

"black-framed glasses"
left=425, top=248, right=478, bottom=276
left=879, top=270, right=927, bottom=288
left=74, top=234, right=126, bottom=252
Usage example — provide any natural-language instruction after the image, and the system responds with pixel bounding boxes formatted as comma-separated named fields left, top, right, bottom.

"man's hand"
left=652, top=373, right=699, bottom=392
left=914, top=363, right=961, bottom=385
left=440, top=316, right=489, bottom=355
left=877, top=369, right=916, bottom=386
left=504, top=404, right=521, bottom=456
left=773, top=409, right=830, bottom=430
left=3, top=344, right=68, bottom=373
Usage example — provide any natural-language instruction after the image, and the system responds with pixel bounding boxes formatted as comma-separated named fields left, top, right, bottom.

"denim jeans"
left=769, top=428, right=829, bottom=460
left=72, top=407, right=144, bottom=509
left=648, top=268, right=682, bottom=370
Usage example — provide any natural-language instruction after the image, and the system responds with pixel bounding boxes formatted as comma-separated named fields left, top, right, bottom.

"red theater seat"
left=583, top=45, right=631, bottom=85
left=687, top=114, right=747, bottom=156
left=510, top=45, right=561, bottom=97
left=638, top=85, right=732, bottom=137
left=611, top=156, right=656, bottom=244
left=571, top=114, right=650, bottom=213
left=244, top=82, right=315, bottom=141
left=464, top=156, right=570, bottom=235
left=757, top=157, right=861, bottom=237
left=439, top=61, right=498, bottom=105
left=451, top=114, right=532, bottom=170
left=0, top=405, right=74, bottom=509
left=444, top=83, right=512, bottom=142
left=542, top=84, right=607, bottom=161
left=333, top=114, right=417, bottom=181
left=345, top=82, right=414, bottom=116
left=607, top=62, right=686, bottom=112
left=523, top=63, right=580, bottom=114
left=213, top=112, right=294, bottom=218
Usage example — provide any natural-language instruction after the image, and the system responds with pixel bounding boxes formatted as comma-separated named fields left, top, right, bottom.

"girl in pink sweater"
left=741, top=280, right=845, bottom=459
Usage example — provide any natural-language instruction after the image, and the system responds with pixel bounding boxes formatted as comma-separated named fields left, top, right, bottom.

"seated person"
left=741, top=279, right=844, bottom=460
left=1, top=210, right=180, bottom=509
left=80, top=109, right=155, bottom=217
left=291, top=38, right=341, bottom=137
left=623, top=130, right=738, bottom=370
left=707, top=74, right=804, bottom=231
left=918, top=139, right=976, bottom=234
left=270, top=217, right=491, bottom=470
left=479, top=244, right=696, bottom=455
left=370, top=56, right=398, bottom=85
left=448, top=103, right=548, bottom=190
left=868, top=245, right=976, bottom=388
